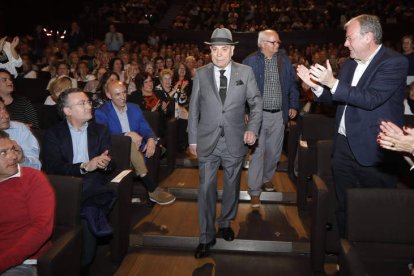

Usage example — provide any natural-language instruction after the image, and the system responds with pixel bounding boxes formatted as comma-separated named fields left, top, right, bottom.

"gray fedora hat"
left=204, top=28, right=239, bottom=45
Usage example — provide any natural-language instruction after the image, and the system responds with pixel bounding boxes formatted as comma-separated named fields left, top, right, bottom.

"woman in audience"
left=173, top=63, right=192, bottom=152
left=129, top=72, right=171, bottom=138
left=44, top=77, right=72, bottom=105
left=124, top=61, right=140, bottom=94
left=93, top=71, right=119, bottom=108
left=68, top=51, right=79, bottom=75
left=108, top=57, right=125, bottom=82
left=404, top=82, right=414, bottom=115
left=84, top=67, right=107, bottom=94
left=40, top=77, right=72, bottom=129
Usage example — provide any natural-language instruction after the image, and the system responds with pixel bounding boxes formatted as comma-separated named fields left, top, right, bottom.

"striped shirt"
left=7, top=95, right=39, bottom=129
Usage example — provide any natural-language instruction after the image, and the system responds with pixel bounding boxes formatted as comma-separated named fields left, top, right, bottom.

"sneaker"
left=149, top=187, right=176, bottom=205
left=263, top=181, right=275, bottom=192
left=251, top=195, right=260, bottom=208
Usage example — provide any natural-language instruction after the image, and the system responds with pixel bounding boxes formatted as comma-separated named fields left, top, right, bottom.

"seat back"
left=347, top=188, right=414, bottom=243
left=47, top=175, right=82, bottom=228
left=14, top=78, right=49, bottom=104
left=110, top=134, right=132, bottom=176
left=299, top=113, right=335, bottom=141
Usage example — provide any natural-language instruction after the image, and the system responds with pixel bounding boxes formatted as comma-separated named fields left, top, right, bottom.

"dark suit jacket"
left=318, top=46, right=408, bottom=166
left=42, top=120, right=115, bottom=203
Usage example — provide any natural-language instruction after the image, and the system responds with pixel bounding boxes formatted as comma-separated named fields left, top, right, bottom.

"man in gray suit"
left=188, top=28, right=263, bottom=258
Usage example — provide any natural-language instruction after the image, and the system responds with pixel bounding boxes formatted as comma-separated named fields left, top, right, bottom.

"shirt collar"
left=111, top=101, right=127, bottom=113
left=214, top=62, right=231, bottom=73
left=0, top=164, right=21, bottom=183
left=67, top=120, right=89, bottom=132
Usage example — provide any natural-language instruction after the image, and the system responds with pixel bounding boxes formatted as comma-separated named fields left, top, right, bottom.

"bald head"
left=106, top=81, right=127, bottom=111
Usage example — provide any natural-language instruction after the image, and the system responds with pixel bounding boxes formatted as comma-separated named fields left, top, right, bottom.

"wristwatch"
left=80, top=162, right=88, bottom=174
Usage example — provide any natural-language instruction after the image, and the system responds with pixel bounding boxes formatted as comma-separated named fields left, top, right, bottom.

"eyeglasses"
left=68, top=100, right=92, bottom=107
left=265, top=40, right=281, bottom=45
left=0, top=77, right=12, bottom=82
left=0, top=146, right=20, bottom=159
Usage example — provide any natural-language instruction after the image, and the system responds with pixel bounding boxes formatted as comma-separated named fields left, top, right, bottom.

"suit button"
left=222, top=110, right=225, bottom=113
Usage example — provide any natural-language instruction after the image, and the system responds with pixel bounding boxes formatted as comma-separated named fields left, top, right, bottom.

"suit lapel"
left=61, top=121, right=74, bottom=162
left=356, top=46, right=384, bottom=87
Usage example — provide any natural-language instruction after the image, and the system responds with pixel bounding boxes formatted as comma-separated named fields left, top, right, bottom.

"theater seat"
left=339, top=188, right=414, bottom=276
left=296, top=113, right=335, bottom=211
left=37, top=175, right=82, bottom=276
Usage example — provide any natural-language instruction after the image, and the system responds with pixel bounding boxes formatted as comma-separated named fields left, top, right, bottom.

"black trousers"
left=332, top=134, right=396, bottom=238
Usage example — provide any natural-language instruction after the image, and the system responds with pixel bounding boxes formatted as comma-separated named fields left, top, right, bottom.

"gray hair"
left=345, top=14, right=382, bottom=44
left=257, top=30, right=277, bottom=48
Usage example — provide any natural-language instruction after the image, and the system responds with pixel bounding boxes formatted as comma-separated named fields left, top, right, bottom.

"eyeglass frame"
left=0, top=145, right=20, bottom=159
left=265, top=40, right=281, bottom=45
left=67, top=100, right=93, bottom=108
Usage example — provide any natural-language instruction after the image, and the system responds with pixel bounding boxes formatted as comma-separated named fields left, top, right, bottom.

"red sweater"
left=0, top=167, right=55, bottom=272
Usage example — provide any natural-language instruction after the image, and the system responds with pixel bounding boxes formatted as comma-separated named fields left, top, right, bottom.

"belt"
left=263, top=109, right=281, bottom=113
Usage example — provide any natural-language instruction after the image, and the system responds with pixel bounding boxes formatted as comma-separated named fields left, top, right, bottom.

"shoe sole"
left=251, top=203, right=260, bottom=208
left=149, top=197, right=176, bottom=205
left=264, top=187, right=275, bottom=192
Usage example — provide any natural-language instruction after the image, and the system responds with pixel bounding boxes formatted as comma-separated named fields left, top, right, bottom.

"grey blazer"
left=188, top=61, right=263, bottom=157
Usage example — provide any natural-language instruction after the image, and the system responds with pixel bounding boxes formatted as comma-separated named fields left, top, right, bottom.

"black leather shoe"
left=218, top=227, right=235, bottom=241
left=194, top=239, right=216, bottom=259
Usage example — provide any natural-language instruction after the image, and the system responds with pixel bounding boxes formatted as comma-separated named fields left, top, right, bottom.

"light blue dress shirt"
left=5, top=121, right=41, bottom=170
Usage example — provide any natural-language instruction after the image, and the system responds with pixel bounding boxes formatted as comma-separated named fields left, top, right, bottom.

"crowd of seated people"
left=175, top=0, right=414, bottom=31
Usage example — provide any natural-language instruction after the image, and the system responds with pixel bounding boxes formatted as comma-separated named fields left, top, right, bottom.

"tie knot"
left=219, top=70, right=226, bottom=76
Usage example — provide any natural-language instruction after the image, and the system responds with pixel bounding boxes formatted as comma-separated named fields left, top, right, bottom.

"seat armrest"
left=339, top=239, right=367, bottom=276
left=311, top=175, right=330, bottom=273
left=109, top=170, right=134, bottom=264
left=37, top=227, right=82, bottom=276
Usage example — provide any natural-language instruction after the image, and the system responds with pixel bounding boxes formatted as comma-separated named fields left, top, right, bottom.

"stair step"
left=175, top=158, right=288, bottom=172
left=131, top=235, right=309, bottom=254
left=167, top=188, right=297, bottom=204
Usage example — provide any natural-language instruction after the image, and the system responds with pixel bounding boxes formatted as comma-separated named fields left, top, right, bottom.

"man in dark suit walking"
left=188, top=28, right=262, bottom=258
left=297, top=14, right=408, bottom=237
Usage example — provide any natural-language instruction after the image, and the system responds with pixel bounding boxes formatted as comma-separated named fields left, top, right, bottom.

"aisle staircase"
left=115, top=154, right=319, bottom=275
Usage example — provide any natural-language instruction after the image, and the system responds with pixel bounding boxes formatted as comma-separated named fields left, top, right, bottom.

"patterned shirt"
left=263, top=56, right=282, bottom=110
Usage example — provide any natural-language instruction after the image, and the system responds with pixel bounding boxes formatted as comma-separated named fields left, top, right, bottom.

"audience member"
left=95, top=81, right=176, bottom=205
left=0, top=69, right=39, bottom=129
left=105, top=24, right=124, bottom=53
left=16, top=54, right=37, bottom=79
left=42, top=88, right=117, bottom=270
left=0, top=130, right=54, bottom=274
left=93, top=71, right=119, bottom=108
left=173, top=63, right=192, bottom=152
left=404, top=82, right=414, bottom=115
left=0, top=99, right=41, bottom=169
left=108, top=57, right=125, bottom=81
left=46, top=61, right=77, bottom=89
left=402, top=34, right=414, bottom=77
left=0, top=36, right=22, bottom=78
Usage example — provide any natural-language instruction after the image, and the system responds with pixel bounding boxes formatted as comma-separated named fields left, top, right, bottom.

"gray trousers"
left=197, top=136, right=244, bottom=243
left=248, top=111, right=284, bottom=196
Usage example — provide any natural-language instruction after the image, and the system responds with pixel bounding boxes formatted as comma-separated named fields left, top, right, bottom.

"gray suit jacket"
left=188, top=61, right=263, bottom=157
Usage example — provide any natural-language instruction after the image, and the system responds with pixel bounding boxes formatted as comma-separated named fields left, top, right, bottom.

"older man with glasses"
left=243, top=29, right=299, bottom=208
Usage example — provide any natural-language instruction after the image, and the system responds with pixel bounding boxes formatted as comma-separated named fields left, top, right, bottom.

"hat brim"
left=204, top=41, right=239, bottom=45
